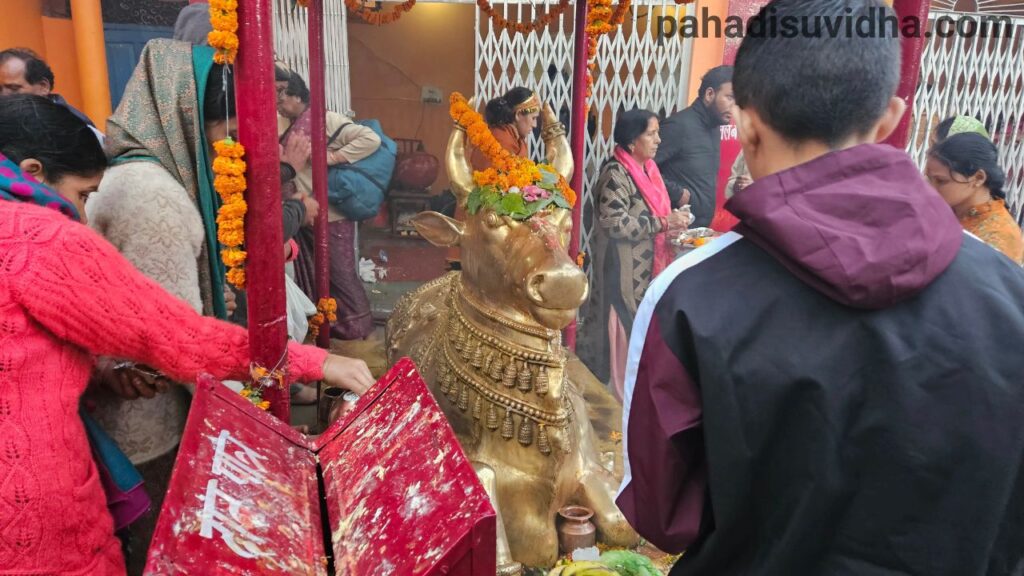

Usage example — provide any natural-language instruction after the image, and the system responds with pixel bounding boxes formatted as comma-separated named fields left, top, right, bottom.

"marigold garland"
left=308, top=298, right=338, bottom=339
left=208, top=0, right=240, bottom=65
left=213, top=138, right=248, bottom=290
left=344, top=0, right=416, bottom=26
left=450, top=92, right=576, bottom=220
left=584, top=0, right=631, bottom=111
left=246, top=366, right=285, bottom=411
left=476, top=0, right=571, bottom=34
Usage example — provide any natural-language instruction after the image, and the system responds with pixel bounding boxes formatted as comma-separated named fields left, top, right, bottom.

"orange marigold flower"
left=226, top=267, right=246, bottom=289
left=208, top=31, right=239, bottom=52
left=212, top=156, right=247, bottom=176
left=209, top=0, right=238, bottom=10
left=214, top=175, right=246, bottom=196
left=214, top=139, right=245, bottom=158
left=218, top=231, right=244, bottom=249
left=221, top=248, right=247, bottom=267
left=258, top=400, right=271, bottom=411
left=210, top=12, right=238, bottom=33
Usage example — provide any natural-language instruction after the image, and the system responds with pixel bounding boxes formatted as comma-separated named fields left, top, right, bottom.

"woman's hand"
left=94, top=357, right=171, bottom=400
left=292, top=191, right=320, bottom=227
left=322, top=354, right=374, bottom=395
left=665, top=208, right=691, bottom=237
left=223, top=284, right=238, bottom=315
left=734, top=175, right=753, bottom=193
left=280, top=138, right=312, bottom=174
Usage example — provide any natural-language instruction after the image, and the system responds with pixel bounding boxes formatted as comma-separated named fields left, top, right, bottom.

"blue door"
left=104, top=24, right=174, bottom=110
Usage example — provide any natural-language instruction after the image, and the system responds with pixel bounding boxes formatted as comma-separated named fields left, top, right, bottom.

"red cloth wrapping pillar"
left=565, top=0, right=589, bottom=352
left=883, top=0, right=930, bottom=149
left=307, top=0, right=331, bottom=350
left=237, top=0, right=289, bottom=421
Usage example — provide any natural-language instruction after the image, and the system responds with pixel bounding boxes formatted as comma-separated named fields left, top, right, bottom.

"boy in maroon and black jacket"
left=617, top=0, right=1024, bottom=574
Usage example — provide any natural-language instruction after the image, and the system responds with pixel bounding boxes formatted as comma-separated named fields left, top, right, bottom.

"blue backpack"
left=326, top=119, right=396, bottom=221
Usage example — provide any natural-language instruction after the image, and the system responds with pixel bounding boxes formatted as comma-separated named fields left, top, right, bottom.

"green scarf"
left=105, top=39, right=227, bottom=319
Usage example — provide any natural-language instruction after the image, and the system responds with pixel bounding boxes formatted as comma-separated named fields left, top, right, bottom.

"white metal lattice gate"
left=272, top=0, right=353, bottom=115
left=907, top=10, right=1024, bottom=220
left=474, top=0, right=696, bottom=269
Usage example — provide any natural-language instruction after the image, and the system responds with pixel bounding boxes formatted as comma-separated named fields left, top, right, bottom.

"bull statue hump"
left=385, top=101, right=638, bottom=570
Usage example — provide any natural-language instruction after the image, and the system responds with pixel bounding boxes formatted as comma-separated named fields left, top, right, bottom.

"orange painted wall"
left=0, top=0, right=46, bottom=55
left=0, top=1, right=86, bottom=113
left=347, top=3, right=477, bottom=192
left=686, top=0, right=729, bottom=102
left=41, top=17, right=85, bottom=110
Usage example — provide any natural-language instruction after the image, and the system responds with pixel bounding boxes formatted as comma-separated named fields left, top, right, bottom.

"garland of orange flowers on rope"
left=584, top=0, right=631, bottom=110
left=344, top=0, right=416, bottom=25
left=208, top=0, right=239, bottom=64
left=476, top=0, right=571, bottom=34
left=308, top=298, right=338, bottom=339
left=213, top=139, right=248, bottom=289
left=450, top=93, right=576, bottom=217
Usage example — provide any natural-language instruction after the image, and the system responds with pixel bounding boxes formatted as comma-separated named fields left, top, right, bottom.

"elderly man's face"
left=0, top=58, right=50, bottom=96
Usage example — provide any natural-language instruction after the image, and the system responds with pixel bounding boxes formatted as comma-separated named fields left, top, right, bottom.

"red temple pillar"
left=237, top=0, right=290, bottom=421
left=883, top=0, right=930, bottom=149
left=307, top=0, right=331, bottom=351
left=565, top=0, right=589, bottom=352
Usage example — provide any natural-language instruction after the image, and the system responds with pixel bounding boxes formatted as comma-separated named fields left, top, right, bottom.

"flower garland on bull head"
left=450, top=92, right=576, bottom=220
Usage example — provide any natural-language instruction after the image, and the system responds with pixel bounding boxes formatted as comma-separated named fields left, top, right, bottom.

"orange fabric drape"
left=468, top=124, right=528, bottom=171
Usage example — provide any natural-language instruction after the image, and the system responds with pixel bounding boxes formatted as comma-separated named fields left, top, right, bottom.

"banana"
left=550, top=561, right=621, bottom=576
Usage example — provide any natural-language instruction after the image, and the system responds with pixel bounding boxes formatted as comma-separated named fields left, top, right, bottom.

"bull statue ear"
left=412, top=211, right=465, bottom=247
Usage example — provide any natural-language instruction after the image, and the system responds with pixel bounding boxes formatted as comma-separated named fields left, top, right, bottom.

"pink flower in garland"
left=522, top=185, right=550, bottom=203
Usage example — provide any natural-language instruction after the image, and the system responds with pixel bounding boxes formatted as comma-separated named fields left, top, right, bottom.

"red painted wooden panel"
left=146, top=359, right=495, bottom=575
left=145, top=377, right=326, bottom=575
left=315, top=358, right=497, bottom=576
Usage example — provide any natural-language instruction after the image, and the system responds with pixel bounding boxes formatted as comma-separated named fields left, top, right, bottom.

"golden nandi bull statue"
left=386, top=102, right=638, bottom=569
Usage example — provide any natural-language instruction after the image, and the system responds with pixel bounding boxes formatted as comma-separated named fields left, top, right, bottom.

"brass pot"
left=318, top=387, right=360, bottom=432
left=557, top=505, right=596, bottom=556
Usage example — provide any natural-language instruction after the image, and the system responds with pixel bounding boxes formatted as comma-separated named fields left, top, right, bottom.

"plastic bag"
left=286, top=272, right=317, bottom=342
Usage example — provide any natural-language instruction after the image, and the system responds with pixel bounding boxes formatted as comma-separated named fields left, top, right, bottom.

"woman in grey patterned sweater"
left=582, top=109, right=690, bottom=398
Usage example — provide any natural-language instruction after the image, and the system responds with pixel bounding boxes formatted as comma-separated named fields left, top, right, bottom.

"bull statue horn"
left=541, top=103, right=574, bottom=182
left=446, top=97, right=477, bottom=208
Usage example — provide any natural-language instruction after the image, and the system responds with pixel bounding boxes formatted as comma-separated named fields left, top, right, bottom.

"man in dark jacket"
left=654, top=65, right=733, bottom=226
left=618, top=0, right=1024, bottom=574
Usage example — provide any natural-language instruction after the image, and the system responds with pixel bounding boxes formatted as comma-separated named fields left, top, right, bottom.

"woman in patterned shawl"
left=581, top=109, right=691, bottom=399
left=926, top=132, right=1023, bottom=264
left=84, top=40, right=238, bottom=572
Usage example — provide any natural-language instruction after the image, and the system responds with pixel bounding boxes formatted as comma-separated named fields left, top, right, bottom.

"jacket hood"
left=725, top=144, right=962, bottom=309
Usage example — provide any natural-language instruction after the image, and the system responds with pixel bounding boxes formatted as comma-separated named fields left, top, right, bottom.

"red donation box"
left=145, top=358, right=496, bottom=575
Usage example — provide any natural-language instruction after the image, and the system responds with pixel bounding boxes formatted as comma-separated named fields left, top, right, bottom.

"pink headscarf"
left=613, top=145, right=673, bottom=276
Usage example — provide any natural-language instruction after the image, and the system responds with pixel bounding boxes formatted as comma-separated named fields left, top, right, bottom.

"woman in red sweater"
left=0, top=95, right=373, bottom=574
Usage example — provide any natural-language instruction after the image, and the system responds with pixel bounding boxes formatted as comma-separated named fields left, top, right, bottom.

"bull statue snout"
left=524, top=260, right=589, bottom=330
